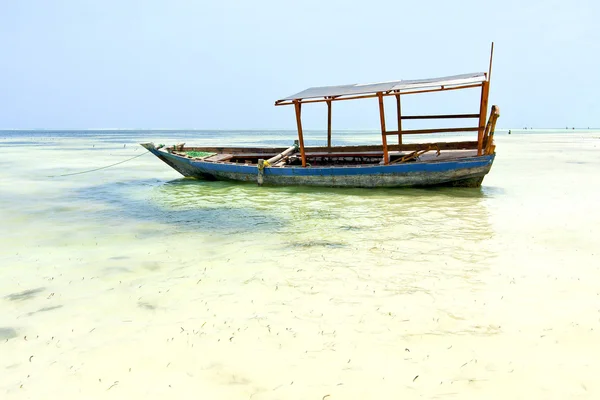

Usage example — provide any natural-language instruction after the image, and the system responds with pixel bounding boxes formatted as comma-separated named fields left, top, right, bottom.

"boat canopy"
left=275, top=72, right=486, bottom=105
left=274, top=43, right=496, bottom=168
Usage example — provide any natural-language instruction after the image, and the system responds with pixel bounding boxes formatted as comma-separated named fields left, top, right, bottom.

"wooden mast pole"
left=326, top=99, right=332, bottom=148
left=488, top=41, right=494, bottom=85
left=395, top=93, right=402, bottom=145
left=294, top=100, right=307, bottom=167
left=378, top=92, right=389, bottom=164
left=477, top=43, right=493, bottom=156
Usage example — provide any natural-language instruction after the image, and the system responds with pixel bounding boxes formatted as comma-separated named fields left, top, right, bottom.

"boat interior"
left=165, top=140, right=487, bottom=167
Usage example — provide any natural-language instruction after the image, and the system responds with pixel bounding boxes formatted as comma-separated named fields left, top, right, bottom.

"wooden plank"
left=395, top=94, right=402, bottom=145
left=183, top=146, right=288, bottom=154
left=204, top=154, right=234, bottom=162
left=482, top=43, right=495, bottom=155
left=388, top=141, right=478, bottom=151
left=257, top=159, right=265, bottom=185
left=232, top=142, right=479, bottom=154
left=228, top=153, right=283, bottom=158
left=294, top=100, right=307, bottom=167
left=274, top=83, right=485, bottom=106
left=378, top=92, right=388, bottom=164
left=327, top=100, right=332, bottom=148
left=305, top=145, right=382, bottom=152
left=400, top=113, right=480, bottom=120
left=265, top=145, right=297, bottom=165
left=303, top=151, right=392, bottom=158
left=385, top=127, right=480, bottom=135
left=302, top=149, right=480, bottom=160
left=484, top=105, right=500, bottom=155
left=477, top=80, right=490, bottom=156
left=181, top=141, right=480, bottom=157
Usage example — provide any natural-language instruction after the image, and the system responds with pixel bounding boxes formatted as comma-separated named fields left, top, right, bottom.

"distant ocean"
left=1, top=129, right=599, bottom=399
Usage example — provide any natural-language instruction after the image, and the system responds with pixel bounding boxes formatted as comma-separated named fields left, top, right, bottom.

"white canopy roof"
left=277, top=72, right=486, bottom=103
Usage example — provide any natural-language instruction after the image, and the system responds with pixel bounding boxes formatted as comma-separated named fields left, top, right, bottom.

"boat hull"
left=143, top=145, right=495, bottom=188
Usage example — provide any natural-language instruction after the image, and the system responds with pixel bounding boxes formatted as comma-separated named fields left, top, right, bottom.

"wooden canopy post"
left=477, top=43, right=494, bottom=156
left=395, top=93, right=402, bottom=145
left=326, top=99, right=332, bottom=148
left=293, top=100, right=307, bottom=167
left=378, top=92, right=389, bottom=164
left=477, top=80, right=489, bottom=156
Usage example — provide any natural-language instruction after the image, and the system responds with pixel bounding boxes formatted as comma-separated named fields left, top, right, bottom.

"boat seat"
left=205, top=154, right=234, bottom=162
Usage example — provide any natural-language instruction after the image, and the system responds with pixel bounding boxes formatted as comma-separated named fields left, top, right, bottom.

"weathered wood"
left=400, top=113, right=480, bottom=120
left=326, top=100, right=332, bottom=148
left=305, top=151, right=384, bottom=157
left=395, top=94, right=402, bottom=145
left=265, top=144, right=297, bottom=165
left=144, top=144, right=494, bottom=187
left=294, top=100, right=307, bottom=167
left=482, top=43, right=495, bottom=155
left=385, top=127, right=480, bottom=135
left=303, top=148, right=479, bottom=159
left=391, top=145, right=440, bottom=164
left=179, top=141, right=480, bottom=157
left=204, top=154, right=234, bottom=162
left=257, top=159, right=266, bottom=186
left=274, top=83, right=485, bottom=106
left=304, top=142, right=479, bottom=152
left=489, top=105, right=499, bottom=132
left=387, top=141, right=479, bottom=152
left=378, top=92, right=389, bottom=164
left=183, top=146, right=288, bottom=154
left=484, top=105, right=500, bottom=155
left=477, top=80, right=490, bottom=156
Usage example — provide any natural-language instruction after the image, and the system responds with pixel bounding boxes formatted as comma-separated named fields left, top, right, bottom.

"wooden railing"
left=380, top=112, right=482, bottom=164
left=399, top=113, right=480, bottom=120
left=385, top=127, right=480, bottom=136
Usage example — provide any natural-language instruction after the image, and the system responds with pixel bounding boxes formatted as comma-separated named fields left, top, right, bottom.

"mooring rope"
left=47, top=152, right=149, bottom=178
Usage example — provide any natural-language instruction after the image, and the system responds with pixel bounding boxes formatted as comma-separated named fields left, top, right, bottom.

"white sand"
left=1, top=131, right=599, bottom=399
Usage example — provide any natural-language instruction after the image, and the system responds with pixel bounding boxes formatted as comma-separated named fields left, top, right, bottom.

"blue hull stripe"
left=160, top=151, right=495, bottom=176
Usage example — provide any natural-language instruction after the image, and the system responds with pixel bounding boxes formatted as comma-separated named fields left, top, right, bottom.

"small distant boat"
left=143, top=45, right=499, bottom=188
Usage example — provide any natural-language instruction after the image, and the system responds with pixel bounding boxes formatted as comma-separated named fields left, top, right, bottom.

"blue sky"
left=1, top=0, right=598, bottom=129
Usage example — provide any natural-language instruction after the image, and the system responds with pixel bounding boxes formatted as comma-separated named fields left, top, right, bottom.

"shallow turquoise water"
left=1, top=130, right=599, bottom=399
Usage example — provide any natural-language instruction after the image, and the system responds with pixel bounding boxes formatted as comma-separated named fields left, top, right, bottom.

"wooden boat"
left=142, top=46, right=500, bottom=188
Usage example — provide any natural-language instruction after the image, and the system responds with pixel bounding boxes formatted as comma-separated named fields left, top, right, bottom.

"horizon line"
left=0, top=127, right=598, bottom=131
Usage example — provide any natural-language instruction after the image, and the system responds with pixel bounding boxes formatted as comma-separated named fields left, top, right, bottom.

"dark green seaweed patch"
left=0, top=327, right=18, bottom=340
left=5, top=287, right=45, bottom=301
left=138, top=302, right=156, bottom=310
left=26, top=305, right=63, bottom=316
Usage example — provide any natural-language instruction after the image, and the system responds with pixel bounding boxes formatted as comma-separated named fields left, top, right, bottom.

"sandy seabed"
left=1, top=131, right=600, bottom=399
